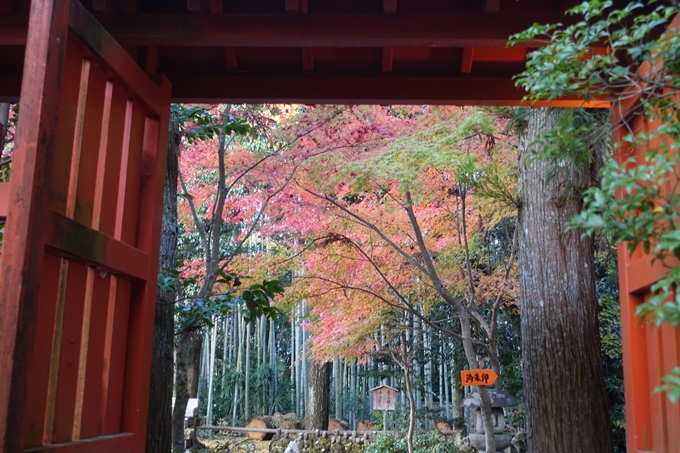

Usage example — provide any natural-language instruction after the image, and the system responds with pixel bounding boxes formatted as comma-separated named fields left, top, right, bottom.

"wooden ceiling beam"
left=285, top=0, right=298, bottom=13
left=208, top=0, right=223, bottom=14
left=285, top=0, right=308, bottom=14
left=302, top=47, right=314, bottom=71
left=223, top=47, right=238, bottom=71
left=0, top=0, right=15, bottom=13
left=0, top=0, right=14, bottom=13
left=484, top=0, right=501, bottom=14
left=117, top=0, right=137, bottom=14
left=87, top=13, right=569, bottom=48
left=461, top=47, right=474, bottom=73
left=166, top=73, right=597, bottom=106
left=92, top=0, right=117, bottom=13
left=382, top=47, right=393, bottom=73
left=144, top=45, right=159, bottom=74
left=187, top=0, right=208, bottom=13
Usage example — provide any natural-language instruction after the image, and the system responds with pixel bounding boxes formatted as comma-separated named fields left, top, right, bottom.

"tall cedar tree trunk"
left=146, top=110, right=180, bottom=453
left=334, top=359, right=343, bottom=420
left=306, top=360, right=332, bottom=430
left=518, top=108, right=613, bottom=453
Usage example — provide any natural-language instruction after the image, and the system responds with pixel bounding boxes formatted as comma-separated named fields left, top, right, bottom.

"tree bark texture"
left=173, top=331, right=203, bottom=452
left=146, top=110, right=180, bottom=453
left=306, top=360, right=332, bottom=430
left=403, top=362, right=415, bottom=453
left=187, top=333, right=203, bottom=399
left=518, top=108, right=613, bottom=453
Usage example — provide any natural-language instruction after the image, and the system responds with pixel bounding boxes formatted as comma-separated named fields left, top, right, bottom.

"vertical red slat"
left=51, top=262, right=88, bottom=444
left=121, top=78, right=171, bottom=452
left=102, top=279, right=132, bottom=435
left=645, top=319, right=667, bottom=452
left=42, top=259, right=70, bottom=444
left=72, top=268, right=95, bottom=440
left=661, top=321, right=680, bottom=450
left=22, top=251, right=61, bottom=447
left=97, top=86, right=128, bottom=239
left=80, top=273, right=112, bottom=439
left=65, top=59, right=90, bottom=218
left=619, top=286, right=652, bottom=450
left=45, top=53, right=91, bottom=445
left=120, top=104, right=146, bottom=245
left=71, top=59, right=109, bottom=441
left=92, top=81, right=115, bottom=231
left=75, top=73, right=115, bottom=441
left=73, top=63, right=107, bottom=229
left=48, top=38, right=86, bottom=217
left=100, top=95, right=135, bottom=435
left=0, top=0, right=71, bottom=447
left=114, top=100, right=134, bottom=241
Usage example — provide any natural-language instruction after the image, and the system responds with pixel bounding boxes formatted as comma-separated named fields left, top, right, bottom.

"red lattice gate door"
left=0, top=0, right=171, bottom=451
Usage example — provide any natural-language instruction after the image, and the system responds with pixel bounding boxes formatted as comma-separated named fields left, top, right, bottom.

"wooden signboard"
left=371, top=385, right=396, bottom=411
left=460, top=369, right=498, bottom=387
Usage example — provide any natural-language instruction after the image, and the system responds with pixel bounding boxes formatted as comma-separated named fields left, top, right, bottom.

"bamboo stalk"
left=207, top=319, right=217, bottom=426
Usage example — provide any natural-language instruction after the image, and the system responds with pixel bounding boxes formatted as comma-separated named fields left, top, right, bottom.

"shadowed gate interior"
left=0, top=0, right=677, bottom=452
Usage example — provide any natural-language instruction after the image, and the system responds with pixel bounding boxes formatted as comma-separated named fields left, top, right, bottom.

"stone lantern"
left=462, top=389, right=517, bottom=453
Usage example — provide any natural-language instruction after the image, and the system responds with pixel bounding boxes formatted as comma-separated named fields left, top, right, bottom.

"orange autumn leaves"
left=177, top=105, right=520, bottom=361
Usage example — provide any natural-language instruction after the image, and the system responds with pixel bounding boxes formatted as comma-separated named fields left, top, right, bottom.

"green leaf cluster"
left=174, top=104, right=251, bottom=143
left=170, top=273, right=283, bottom=331
left=510, top=1, right=679, bottom=104
left=654, top=367, right=680, bottom=404
left=365, top=432, right=465, bottom=453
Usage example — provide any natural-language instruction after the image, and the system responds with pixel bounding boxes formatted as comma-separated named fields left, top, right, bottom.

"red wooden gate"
left=613, top=46, right=680, bottom=451
left=0, top=0, right=171, bottom=451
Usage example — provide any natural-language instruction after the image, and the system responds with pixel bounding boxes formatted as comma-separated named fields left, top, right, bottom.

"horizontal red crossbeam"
left=44, top=212, right=149, bottom=281
left=95, top=13, right=567, bottom=48
left=625, top=254, right=680, bottom=295
left=168, top=73, right=604, bottom=106
left=22, top=433, right=134, bottom=452
left=1, top=12, right=569, bottom=48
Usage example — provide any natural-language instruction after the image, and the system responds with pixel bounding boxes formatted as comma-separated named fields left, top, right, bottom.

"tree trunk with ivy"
left=518, top=108, right=613, bottom=453
left=146, top=110, right=180, bottom=453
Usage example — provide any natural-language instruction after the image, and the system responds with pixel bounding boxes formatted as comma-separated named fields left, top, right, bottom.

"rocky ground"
left=198, top=434, right=270, bottom=452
